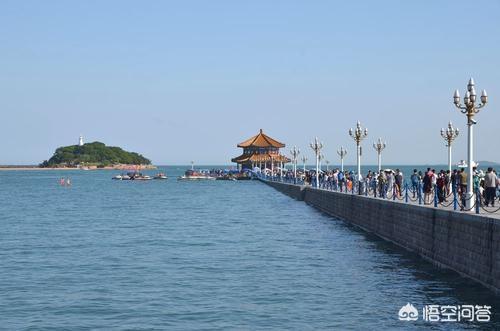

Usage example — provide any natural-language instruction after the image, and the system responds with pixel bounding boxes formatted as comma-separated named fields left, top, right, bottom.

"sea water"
left=0, top=167, right=498, bottom=330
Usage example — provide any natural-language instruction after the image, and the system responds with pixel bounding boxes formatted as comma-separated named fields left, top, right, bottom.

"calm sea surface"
left=1, top=166, right=499, bottom=330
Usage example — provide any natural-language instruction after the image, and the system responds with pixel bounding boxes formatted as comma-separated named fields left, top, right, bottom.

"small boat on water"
left=112, top=172, right=152, bottom=180
left=134, top=174, right=152, bottom=180
left=153, top=172, right=168, bottom=180
left=178, top=170, right=216, bottom=181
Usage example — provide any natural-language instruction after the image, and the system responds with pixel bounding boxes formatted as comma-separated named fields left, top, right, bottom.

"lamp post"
left=290, top=146, right=300, bottom=180
left=349, top=121, right=368, bottom=180
left=191, top=161, right=194, bottom=170
left=310, top=137, right=324, bottom=188
left=440, top=122, right=459, bottom=174
left=325, top=160, right=330, bottom=172
left=337, top=146, right=347, bottom=172
left=453, top=78, right=487, bottom=208
left=301, top=156, right=307, bottom=173
left=373, top=138, right=386, bottom=172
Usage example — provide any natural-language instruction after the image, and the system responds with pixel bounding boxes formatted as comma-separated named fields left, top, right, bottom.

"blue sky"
left=1, top=1, right=499, bottom=165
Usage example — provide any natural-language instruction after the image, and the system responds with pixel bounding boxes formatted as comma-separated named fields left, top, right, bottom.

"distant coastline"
left=0, top=165, right=157, bottom=171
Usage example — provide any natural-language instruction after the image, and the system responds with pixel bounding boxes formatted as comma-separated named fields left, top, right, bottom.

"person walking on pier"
left=410, top=169, right=419, bottom=198
left=338, top=170, right=345, bottom=192
left=386, top=170, right=394, bottom=197
left=484, top=167, right=498, bottom=207
left=437, top=171, right=446, bottom=203
left=377, top=171, right=387, bottom=198
left=395, top=169, right=403, bottom=198
left=423, top=168, right=433, bottom=204
left=459, top=169, right=468, bottom=210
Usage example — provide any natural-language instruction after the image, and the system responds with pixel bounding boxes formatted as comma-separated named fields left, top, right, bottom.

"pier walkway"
left=258, top=175, right=500, bottom=220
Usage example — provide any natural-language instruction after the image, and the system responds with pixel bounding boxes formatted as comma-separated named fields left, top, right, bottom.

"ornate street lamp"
left=337, top=146, right=347, bottom=172
left=440, top=122, right=459, bottom=174
left=373, top=138, right=386, bottom=172
left=290, top=146, right=300, bottom=180
left=310, top=137, right=324, bottom=188
left=349, top=121, right=368, bottom=180
left=453, top=78, right=488, bottom=208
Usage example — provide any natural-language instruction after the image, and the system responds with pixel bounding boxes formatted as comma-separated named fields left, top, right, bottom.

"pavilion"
left=231, top=129, right=290, bottom=170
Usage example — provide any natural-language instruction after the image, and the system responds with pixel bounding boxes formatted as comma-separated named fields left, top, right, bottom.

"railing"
left=255, top=173, right=500, bottom=215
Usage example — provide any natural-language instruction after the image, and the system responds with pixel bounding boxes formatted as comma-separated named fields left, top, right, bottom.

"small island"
left=39, top=141, right=153, bottom=169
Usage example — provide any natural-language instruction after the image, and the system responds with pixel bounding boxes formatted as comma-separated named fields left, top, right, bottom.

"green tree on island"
left=39, top=142, right=151, bottom=167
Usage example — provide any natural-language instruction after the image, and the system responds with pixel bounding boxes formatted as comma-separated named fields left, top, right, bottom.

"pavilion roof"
left=237, top=129, right=285, bottom=148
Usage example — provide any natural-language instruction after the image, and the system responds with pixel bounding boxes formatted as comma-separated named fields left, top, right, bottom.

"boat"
left=134, top=173, right=152, bottom=180
left=178, top=170, right=216, bottom=181
left=153, top=173, right=168, bottom=180
left=112, top=172, right=154, bottom=180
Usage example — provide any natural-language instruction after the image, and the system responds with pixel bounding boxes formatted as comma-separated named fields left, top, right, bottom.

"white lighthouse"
left=79, top=135, right=84, bottom=146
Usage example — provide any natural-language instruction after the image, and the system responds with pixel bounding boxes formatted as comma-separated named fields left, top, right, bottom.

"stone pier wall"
left=261, top=180, right=500, bottom=294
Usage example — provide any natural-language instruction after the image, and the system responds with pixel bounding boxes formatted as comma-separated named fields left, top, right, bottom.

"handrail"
left=255, top=172, right=499, bottom=215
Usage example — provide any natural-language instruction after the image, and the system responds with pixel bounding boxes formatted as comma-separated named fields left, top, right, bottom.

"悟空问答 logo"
left=399, top=303, right=419, bottom=321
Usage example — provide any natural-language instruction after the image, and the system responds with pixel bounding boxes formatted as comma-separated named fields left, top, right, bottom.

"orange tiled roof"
left=237, top=129, right=285, bottom=148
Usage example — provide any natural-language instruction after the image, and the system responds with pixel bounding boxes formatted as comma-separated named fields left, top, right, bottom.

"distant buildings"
left=232, top=129, right=290, bottom=170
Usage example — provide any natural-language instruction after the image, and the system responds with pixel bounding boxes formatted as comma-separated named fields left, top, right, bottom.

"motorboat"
left=112, top=175, right=123, bottom=180
left=134, top=174, right=152, bottom=180
left=121, top=172, right=152, bottom=180
left=153, top=173, right=168, bottom=180
left=178, top=170, right=216, bottom=180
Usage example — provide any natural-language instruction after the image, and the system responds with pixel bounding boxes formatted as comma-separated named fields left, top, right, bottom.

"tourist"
left=431, top=169, right=437, bottom=189
left=338, top=170, right=345, bottom=192
left=473, top=166, right=482, bottom=195
left=410, top=169, right=419, bottom=198
left=423, top=168, right=432, bottom=204
left=377, top=171, right=387, bottom=198
left=332, top=169, right=339, bottom=191
left=385, top=170, right=394, bottom=197
left=437, top=171, right=446, bottom=203
left=459, top=169, right=468, bottom=210
left=484, top=167, right=498, bottom=207
left=60, top=177, right=65, bottom=186
left=395, top=169, right=403, bottom=198
left=66, top=178, right=71, bottom=186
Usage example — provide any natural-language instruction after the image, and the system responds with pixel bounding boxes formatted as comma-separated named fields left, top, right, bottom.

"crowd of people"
left=266, top=166, right=500, bottom=209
